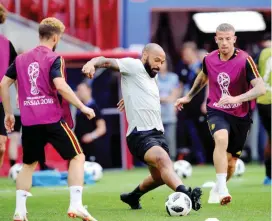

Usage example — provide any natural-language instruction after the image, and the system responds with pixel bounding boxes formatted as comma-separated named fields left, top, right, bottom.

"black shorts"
left=14, top=115, right=22, bottom=132
left=258, top=104, right=271, bottom=140
left=126, top=128, right=169, bottom=163
left=22, top=120, right=83, bottom=164
left=207, top=107, right=252, bottom=158
left=0, top=103, right=7, bottom=136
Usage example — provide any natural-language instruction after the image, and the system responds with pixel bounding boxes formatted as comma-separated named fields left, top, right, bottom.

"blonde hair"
left=216, top=23, right=235, bottom=33
left=0, top=4, right=7, bottom=24
left=39, top=17, right=65, bottom=39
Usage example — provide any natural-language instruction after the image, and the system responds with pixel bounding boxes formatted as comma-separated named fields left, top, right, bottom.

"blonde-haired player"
left=1, top=17, right=97, bottom=221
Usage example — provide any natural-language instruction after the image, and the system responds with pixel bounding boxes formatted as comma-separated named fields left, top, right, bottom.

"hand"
left=117, top=99, right=125, bottom=112
left=4, top=114, right=15, bottom=133
left=80, top=106, right=96, bottom=120
left=175, top=96, right=191, bottom=111
left=218, top=95, right=240, bottom=106
left=81, top=133, right=94, bottom=144
left=82, top=61, right=95, bottom=79
left=200, top=102, right=207, bottom=114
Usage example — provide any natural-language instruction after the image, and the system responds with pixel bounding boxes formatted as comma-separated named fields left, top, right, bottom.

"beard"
left=144, top=58, right=159, bottom=78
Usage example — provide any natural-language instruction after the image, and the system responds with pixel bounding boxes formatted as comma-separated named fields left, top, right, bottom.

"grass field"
left=0, top=165, right=270, bottom=221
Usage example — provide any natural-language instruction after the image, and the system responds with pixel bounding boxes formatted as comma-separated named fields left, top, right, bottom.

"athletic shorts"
left=0, top=103, right=7, bottom=136
left=126, top=128, right=169, bottom=163
left=22, top=120, right=83, bottom=164
left=14, top=115, right=22, bottom=132
left=207, top=107, right=252, bottom=158
left=258, top=104, right=271, bottom=140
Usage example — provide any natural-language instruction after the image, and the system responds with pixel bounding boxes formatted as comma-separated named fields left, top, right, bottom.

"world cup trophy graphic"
left=217, top=72, right=230, bottom=97
left=28, top=62, right=40, bottom=95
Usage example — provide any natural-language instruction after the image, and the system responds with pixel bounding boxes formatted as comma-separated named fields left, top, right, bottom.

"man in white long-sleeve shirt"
left=82, top=43, right=202, bottom=212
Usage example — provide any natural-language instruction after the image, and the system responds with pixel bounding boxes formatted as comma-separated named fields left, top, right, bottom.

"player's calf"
left=0, top=135, right=6, bottom=167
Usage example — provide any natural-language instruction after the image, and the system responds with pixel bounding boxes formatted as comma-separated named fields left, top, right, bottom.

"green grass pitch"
left=0, top=165, right=270, bottom=221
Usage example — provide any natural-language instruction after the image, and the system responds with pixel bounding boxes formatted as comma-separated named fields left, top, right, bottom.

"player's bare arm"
left=82, top=56, right=119, bottom=78
left=0, top=76, right=16, bottom=132
left=218, top=77, right=266, bottom=105
left=175, top=70, right=208, bottom=110
left=53, top=77, right=96, bottom=120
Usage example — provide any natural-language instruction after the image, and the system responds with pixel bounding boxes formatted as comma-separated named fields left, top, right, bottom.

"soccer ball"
left=165, top=192, right=192, bottom=216
left=174, top=160, right=192, bottom=178
left=8, top=163, right=23, bottom=181
left=234, top=159, right=245, bottom=176
left=84, top=161, right=103, bottom=181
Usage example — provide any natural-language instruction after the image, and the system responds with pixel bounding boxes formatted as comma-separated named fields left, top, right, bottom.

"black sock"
left=265, top=158, right=271, bottom=179
left=39, top=161, right=48, bottom=170
left=176, top=185, right=190, bottom=195
left=130, top=185, right=146, bottom=199
left=10, top=160, right=16, bottom=167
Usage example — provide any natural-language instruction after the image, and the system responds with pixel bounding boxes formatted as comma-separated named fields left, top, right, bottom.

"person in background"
left=157, top=60, right=180, bottom=160
left=75, top=81, right=106, bottom=162
left=255, top=34, right=271, bottom=185
left=176, top=42, right=206, bottom=164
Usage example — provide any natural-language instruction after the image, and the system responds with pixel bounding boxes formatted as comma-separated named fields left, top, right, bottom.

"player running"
left=0, top=3, right=18, bottom=168
left=82, top=43, right=202, bottom=211
left=0, top=17, right=97, bottom=221
left=175, top=23, right=266, bottom=205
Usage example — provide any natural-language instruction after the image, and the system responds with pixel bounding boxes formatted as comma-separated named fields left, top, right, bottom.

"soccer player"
left=175, top=23, right=266, bottom=205
left=0, top=3, right=17, bottom=167
left=255, top=36, right=271, bottom=185
left=82, top=43, right=202, bottom=211
left=0, top=18, right=97, bottom=221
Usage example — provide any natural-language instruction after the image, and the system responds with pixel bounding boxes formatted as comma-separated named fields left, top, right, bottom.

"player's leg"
left=207, top=111, right=231, bottom=205
left=258, top=104, right=271, bottom=185
left=226, top=153, right=237, bottom=181
left=121, top=166, right=164, bottom=209
left=13, top=125, right=44, bottom=220
left=48, top=121, right=97, bottom=221
left=144, top=146, right=202, bottom=211
left=0, top=135, right=6, bottom=168
left=0, top=103, right=7, bottom=168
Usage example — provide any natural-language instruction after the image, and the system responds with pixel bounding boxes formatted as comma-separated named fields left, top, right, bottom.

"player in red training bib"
left=175, top=23, right=266, bottom=205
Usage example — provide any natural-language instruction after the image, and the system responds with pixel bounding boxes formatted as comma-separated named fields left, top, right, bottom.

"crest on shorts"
left=210, top=124, right=215, bottom=130
left=217, top=72, right=230, bottom=97
left=236, top=151, right=242, bottom=156
left=28, top=62, right=40, bottom=95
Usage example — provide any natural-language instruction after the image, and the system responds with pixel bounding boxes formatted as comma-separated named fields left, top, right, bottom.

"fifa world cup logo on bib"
left=217, top=72, right=230, bottom=97
left=28, top=62, right=40, bottom=95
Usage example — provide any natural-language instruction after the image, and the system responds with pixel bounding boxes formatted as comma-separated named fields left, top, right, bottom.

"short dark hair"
left=39, top=17, right=65, bottom=39
left=0, top=4, right=7, bottom=24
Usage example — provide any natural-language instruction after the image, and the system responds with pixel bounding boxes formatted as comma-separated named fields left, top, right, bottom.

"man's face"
left=215, top=31, right=237, bottom=55
left=143, top=51, right=166, bottom=78
left=181, top=47, right=195, bottom=65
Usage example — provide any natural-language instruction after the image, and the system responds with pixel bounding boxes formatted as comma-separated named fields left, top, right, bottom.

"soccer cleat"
left=190, top=187, right=202, bottom=211
left=120, top=193, right=142, bottom=209
left=263, top=177, right=271, bottom=185
left=208, top=186, right=220, bottom=204
left=219, top=192, right=232, bottom=206
left=67, top=205, right=98, bottom=221
left=13, top=212, right=28, bottom=221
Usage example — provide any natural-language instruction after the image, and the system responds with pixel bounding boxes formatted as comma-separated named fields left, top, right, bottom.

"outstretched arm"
left=82, top=56, right=119, bottom=78
left=175, top=70, right=208, bottom=110
left=187, top=70, right=208, bottom=100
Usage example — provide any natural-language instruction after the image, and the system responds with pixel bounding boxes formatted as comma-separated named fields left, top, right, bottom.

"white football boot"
left=208, top=185, right=220, bottom=204
left=67, top=205, right=98, bottom=221
left=13, top=211, right=28, bottom=221
left=219, top=191, right=232, bottom=205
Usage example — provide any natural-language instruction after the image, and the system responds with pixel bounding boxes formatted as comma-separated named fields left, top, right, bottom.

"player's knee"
left=214, top=135, right=228, bottom=149
left=155, top=150, right=171, bottom=169
left=23, top=162, right=38, bottom=171
left=73, top=153, right=85, bottom=163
